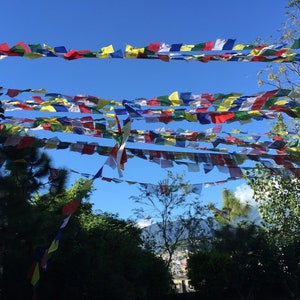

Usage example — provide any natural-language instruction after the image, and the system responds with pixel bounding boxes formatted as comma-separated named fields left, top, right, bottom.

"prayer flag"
left=30, top=262, right=40, bottom=286
left=48, top=240, right=59, bottom=254
left=62, top=200, right=80, bottom=215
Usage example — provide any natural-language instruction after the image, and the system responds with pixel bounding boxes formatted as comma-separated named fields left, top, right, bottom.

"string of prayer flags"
left=0, top=118, right=297, bottom=156
left=27, top=197, right=82, bottom=291
left=0, top=39, right=299, bottom=62
left=2, top=88, right=299, bottom=126
left=1, top=129, right=299, bottom=175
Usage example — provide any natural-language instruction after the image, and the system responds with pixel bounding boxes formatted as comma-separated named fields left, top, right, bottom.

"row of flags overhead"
left=1, top=84, right=299, bottom=180
left=2, top=87, right=299, bottom=115
left=0, top=39, right=300, bottom=62
left=1, top=131, right=299, bottom=178
left=0, top=119, right=297, bottom=154
left=2, top=105, right=298, bottom=125
left=1, top=86, right=300, bottom=108
left=0, top=89, right=300, bottom=125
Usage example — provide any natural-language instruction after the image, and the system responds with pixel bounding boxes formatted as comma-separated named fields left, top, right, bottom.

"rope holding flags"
left=0, top=38, right=300, bottom=62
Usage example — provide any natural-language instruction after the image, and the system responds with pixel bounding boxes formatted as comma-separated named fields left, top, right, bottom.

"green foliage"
left=246, top=165, right=300, bottom=246
left=208, top=188, right=251, bottom=226
left=187, top=250, right=233, bottom=297
left=245, top=104, right=300, bottom=247
left=35, top=212, right=172, bottom=300
left=256, top=2, right=300, bottom=104
left=187, top=223, right=300, bottom=299
left=0, top=146, right=68, bottom=299
left=270, top=113, right=289, bottom=137
left=287, top=0, right=300, bottom=8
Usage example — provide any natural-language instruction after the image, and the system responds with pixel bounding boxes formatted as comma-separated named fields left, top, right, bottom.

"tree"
left=33, top=205, right=173, bottom=300
left=246, top=6, right=300, bottom=295
left=0, top=145, right=67, bottom=299
left=245, top=109, right=300, bottom=247
left=131, top=171, right=209, bottom=269
left=257, top=1, right=300, bottom=94
left=187, top=224, right=291, bottom=300
left=246, top=165, right=300, bottom=246
left=245, top=114, right=300, bottom=297
left=187, top=249, right=233, bottom=298
left=208, top=188, right=251, bottom=226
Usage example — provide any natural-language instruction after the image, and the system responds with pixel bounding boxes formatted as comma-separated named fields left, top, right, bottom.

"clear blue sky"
left=0, top=0, right=289, bottom=219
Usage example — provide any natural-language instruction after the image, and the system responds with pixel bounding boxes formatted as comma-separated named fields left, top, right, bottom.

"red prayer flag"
left=17, top=136, right=35, bottom=149
left=203, top=41, right=214, bottom=51
left=0, top=43, right=9, bottom=53
left=148, top=98, right=159, bottom=106
left=78, top=104, right=92, bottom=113
left=157, top=54, right=170, bottom=62
left=147, top=42, right=160, bottom=52
left=210, top=112, right=235, bottom=123
left=64, top=50, right=83, bottom=60
left=82, top=144, right=95, bottom=155
left=6, top=89, right=20, bottom=98
left=62, top=200, right=80, bottom=215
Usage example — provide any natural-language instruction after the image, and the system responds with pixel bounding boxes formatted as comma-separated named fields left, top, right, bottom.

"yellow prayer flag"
left=169, top=91, right=179, bottom=100
left=249, top=49, right=263, bottom=56
left=288, top=147, right=300, bottom=153
left=97, top=45, right=114, bottom=58
left=40, top=105, right=56, bottom=112
left=217, top=95, right=240, bottom=112
left=168, top=91, right=183, bottom=106
left=170, top=99, right=183, bottom=106
left=44, top=140, right=59, bottom=149
left=274, top=100, right=288, bottom=105
left=124, top=44, right=144, bottom=58
left=54, top=97, right=70, bottom=105
left=248, top=110, right=263, bottom=118
left=165, top=136, right=176, bottom=146
left=185, top=112, right=197, bottom=122
left=48, top=240, right=59, bottom=254
left=97, top=99, right=114, bottom=109
left=64, top=126, right=73, bottom=133
left=233, top=44, right=246, bottom=50
left=31, top=263, right=40, bottom=286
left=291, top=108, right=300, bottom=117
left=105, top=113, right=117, bottom=119
left=102, top=106, right=114, bottom=112
left=231, top=129, right=241, bottom=134
left=24, top=53, right=45, bottom=59
left=180, top=44, right=194, bottom=51
left=43, top=43, right=55, bottom=52
left=101, top=45, right=114, bottom=54
left=31, top=88, right=47, bottom=94
left=8, top=125, right=23, bottom=135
